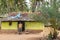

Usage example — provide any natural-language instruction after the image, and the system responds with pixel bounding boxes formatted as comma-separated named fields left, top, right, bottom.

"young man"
left=18, top=22, right=22, bottom=34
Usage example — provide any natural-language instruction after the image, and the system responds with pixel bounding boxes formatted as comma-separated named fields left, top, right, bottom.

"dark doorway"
left=22, top=21, right=25, bottom=31
left=18, top=21, right=25, bottom=32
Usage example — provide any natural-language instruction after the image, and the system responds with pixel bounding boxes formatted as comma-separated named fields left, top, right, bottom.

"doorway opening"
left=18, top=21, right=25, bottom=32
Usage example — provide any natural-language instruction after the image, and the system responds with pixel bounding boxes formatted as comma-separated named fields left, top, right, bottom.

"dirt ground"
left=0, top=27, right=60, bottom=40
left=0, top=34, right=41, bottom=40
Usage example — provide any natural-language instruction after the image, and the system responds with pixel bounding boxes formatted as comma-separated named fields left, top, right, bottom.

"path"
left=0, top=34, right=41, bottom=40
left=0, top=27, right=58, bottom=40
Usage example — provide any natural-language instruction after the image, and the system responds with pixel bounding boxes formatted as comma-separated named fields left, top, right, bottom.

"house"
left=0, top=12, right=44, bottom=33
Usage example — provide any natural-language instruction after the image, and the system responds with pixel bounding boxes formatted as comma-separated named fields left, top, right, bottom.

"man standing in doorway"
left=18, top=22, right=22, bottom=34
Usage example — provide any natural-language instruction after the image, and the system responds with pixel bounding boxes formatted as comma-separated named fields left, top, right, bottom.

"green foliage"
left=30, top=0, right=43, bottom=12
left=52, top=30, right=58, bottom=39
left=48, top=30, right=58, bottom=40
left=48, top=32, right=53, bottom=40
left=32, top=0, right=60, bottom=28
left=32, top=0, right=60, bottom=39
left=0, top=0, right=29, bottom=14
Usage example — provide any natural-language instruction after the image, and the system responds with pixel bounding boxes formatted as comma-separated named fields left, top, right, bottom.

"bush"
left=52, top=30, right=58, bottom=39
left=47, top=30, right=58, bottom=40
left=47, top=32, right=53, bottom=40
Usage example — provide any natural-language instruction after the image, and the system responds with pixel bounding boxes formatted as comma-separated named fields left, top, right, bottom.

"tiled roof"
left=0, top=12, right=41, bottom=21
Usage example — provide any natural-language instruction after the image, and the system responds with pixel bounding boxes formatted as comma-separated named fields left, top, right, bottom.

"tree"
left=0, top=0, right=29, bottom=15
left=14, top=0, right=29, bottom=11
left=32, top=0, right=60, bottom=39
left=30, top=0, right=43, bottom=12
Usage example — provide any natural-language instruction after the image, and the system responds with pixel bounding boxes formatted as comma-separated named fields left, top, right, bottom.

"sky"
left=25, top=0, right=50, bottom=8
left=26, top=0, right=30, bottom=8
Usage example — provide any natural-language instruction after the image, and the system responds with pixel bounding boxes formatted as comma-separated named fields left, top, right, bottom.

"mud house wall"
left=1, top=21, right=44, bottom=31
left=1, top=21, right=18, bottom=30
left=25, top=22, right=44, bottom=30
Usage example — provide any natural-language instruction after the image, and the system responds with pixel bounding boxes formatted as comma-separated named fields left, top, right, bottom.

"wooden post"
left=0, top=18, right=1, bottom=30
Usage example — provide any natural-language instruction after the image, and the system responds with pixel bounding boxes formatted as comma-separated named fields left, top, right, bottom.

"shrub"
left=47, top=30, right=58, bottom=40
left=47, top=32, right=53, bottom=40
left=52, top=30, right=58, bottom=39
